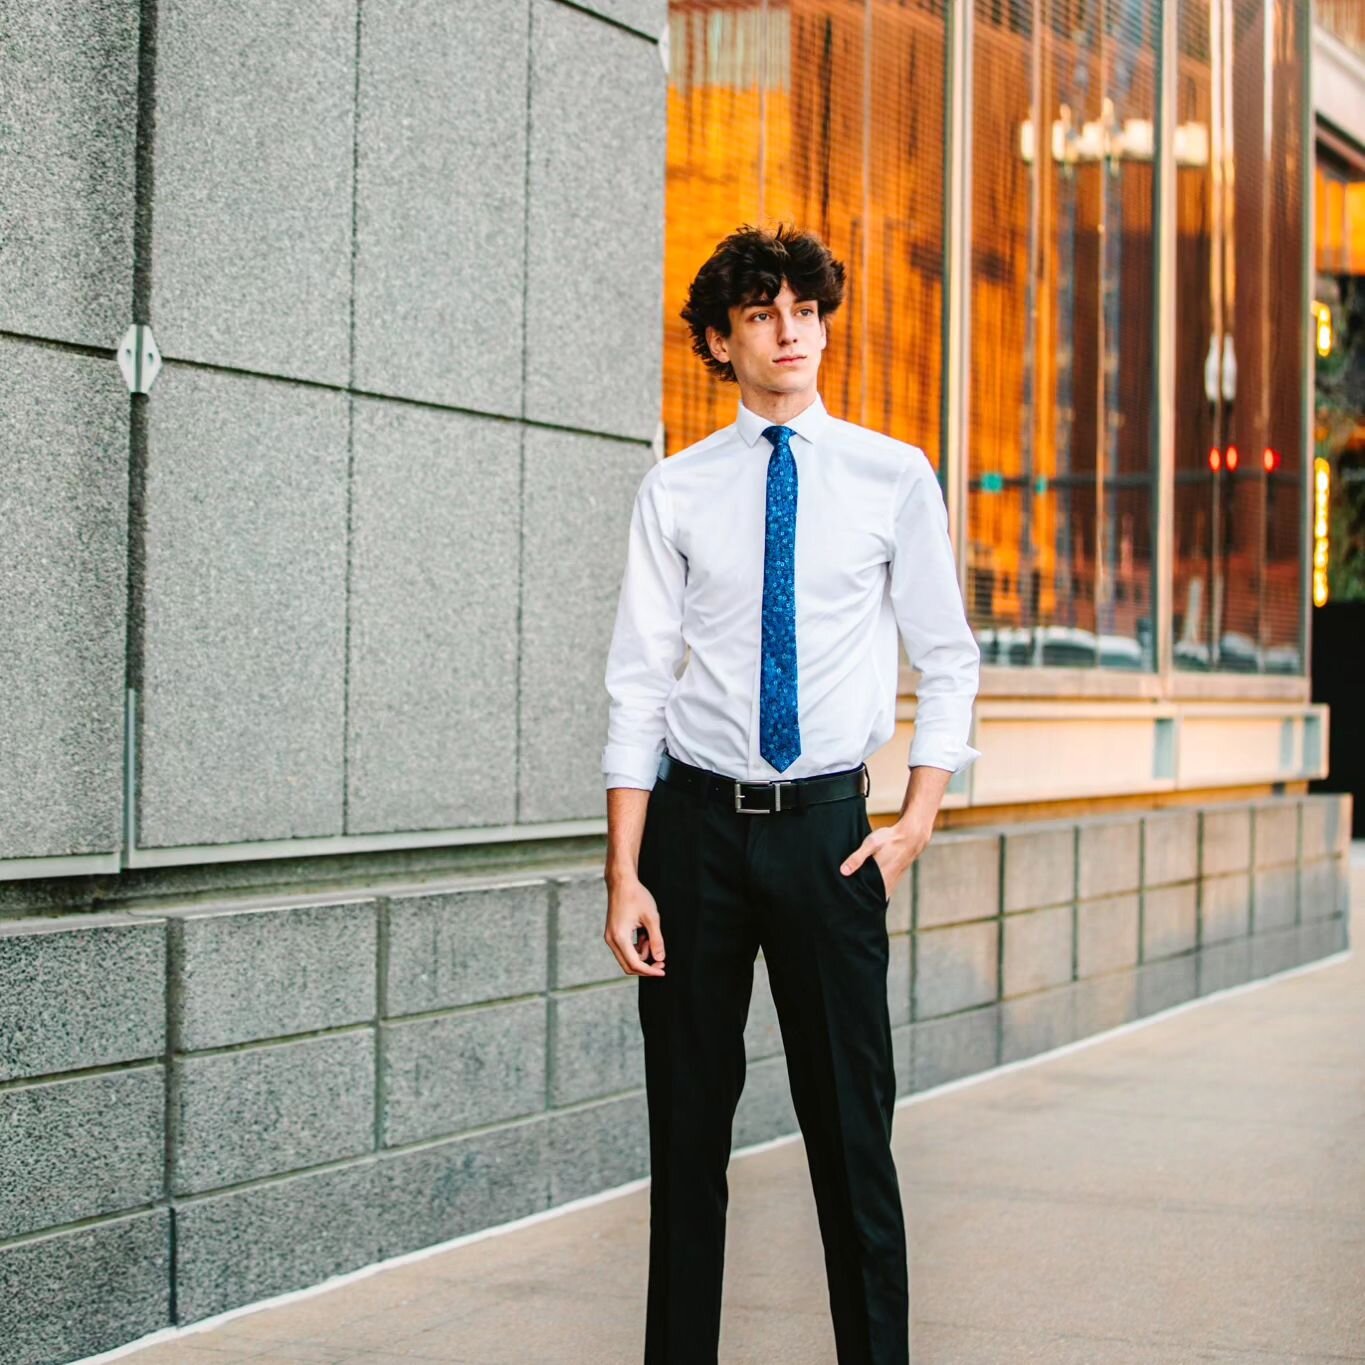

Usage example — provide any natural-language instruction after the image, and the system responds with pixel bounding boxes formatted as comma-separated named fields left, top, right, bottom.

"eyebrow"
left=743, top=298, right=817, bottom=310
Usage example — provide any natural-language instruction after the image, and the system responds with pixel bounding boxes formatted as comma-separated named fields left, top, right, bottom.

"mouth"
left=774, top=356, right=805, bottom=365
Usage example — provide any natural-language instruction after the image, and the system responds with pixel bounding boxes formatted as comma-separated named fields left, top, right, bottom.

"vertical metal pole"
left=123, top=688, right=138, bottom=860
left=1219, top=0, right=1237, bottom=666
left=122, top=0, right=161, bottom=865
left=758, top=0, right=768, bottom=224
left=1021, top=0, right=1042, bottom=637
left=944, top=0, right=972, bottom=591
left=860, top=0, right=872, bottom=428
left=1209, top=0, right=1226, bottom=668
left=1155, top=0, right=1177, bottom=680
left=1258, top=0, right=1274, bottom=658
left=1300, top=0, right=1315, bottom=676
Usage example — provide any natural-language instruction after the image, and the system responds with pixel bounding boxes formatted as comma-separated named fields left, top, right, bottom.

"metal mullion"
left=944, top=0, right=972, bottom=590
left=1299, top=0, right=1314, bottom=677
left=1155, top=0, right=1177, bottom=684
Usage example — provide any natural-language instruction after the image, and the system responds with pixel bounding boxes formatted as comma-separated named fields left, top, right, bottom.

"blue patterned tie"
left=759, top=424, right=801, bottom=772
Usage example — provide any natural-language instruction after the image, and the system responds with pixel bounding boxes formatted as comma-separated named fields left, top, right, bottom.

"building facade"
left=0, top=2, right=1353, bottom=1361
left=1309, top=1, right=1365, bottom=825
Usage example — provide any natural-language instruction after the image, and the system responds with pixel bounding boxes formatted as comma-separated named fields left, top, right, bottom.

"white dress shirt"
left=601, top=391, right=982, bottom=790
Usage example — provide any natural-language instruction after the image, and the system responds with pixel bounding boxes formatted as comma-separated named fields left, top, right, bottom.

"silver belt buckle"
left=734, top=779, right=786, bottom=814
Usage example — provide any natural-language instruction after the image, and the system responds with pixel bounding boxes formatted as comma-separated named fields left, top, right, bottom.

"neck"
left=736, top=382, right=819, bottom=427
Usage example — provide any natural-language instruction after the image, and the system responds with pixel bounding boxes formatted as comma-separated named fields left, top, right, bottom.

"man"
left=600, top=222, right=981, bottom=1364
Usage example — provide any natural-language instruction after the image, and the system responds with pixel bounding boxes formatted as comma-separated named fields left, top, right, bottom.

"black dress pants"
left=636, top=759, right=909, bottom=1365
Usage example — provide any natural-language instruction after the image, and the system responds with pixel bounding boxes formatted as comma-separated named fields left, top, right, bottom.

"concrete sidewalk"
left=109, top=847, right=1365, bottom=1365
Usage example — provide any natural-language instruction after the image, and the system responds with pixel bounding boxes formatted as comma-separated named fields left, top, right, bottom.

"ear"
left=706, top=324, right=729, bottom=364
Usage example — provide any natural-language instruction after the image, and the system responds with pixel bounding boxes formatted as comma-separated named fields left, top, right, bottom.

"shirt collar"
left=735, top=391, right=830, bottom=449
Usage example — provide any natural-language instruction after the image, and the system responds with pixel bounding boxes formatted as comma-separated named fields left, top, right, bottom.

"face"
left=706, top=278, right=827, bottom=398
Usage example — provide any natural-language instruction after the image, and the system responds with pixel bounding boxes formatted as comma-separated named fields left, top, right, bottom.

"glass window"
left=663, top=0, right=1310, bottom=678
left=663, top=4, right=766, bottom=447
left=663, top=1, right=950, bottom=465
left=1171, top=0, right=1306, bottom=674
left=968, top=0, right=1162, bottom=671
left=1316, top=0, right=1365, bottom=58
left=1313, top=151, right=1365, bottom=605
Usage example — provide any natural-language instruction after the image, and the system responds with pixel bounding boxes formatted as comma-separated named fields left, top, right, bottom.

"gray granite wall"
left=0, top=0, right=667, bottom=868
left=0, top=793, right=1349, bottom=1363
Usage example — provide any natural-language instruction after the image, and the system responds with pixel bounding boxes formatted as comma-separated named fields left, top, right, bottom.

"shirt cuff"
left=601, top=742, right=663, bottom=791
left=907, top=731, right=982, bottom=777
left=604, top=772, right=655, bottom=791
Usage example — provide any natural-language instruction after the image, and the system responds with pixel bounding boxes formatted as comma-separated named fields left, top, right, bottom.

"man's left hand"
left=840, top=815, right=933, bottom=900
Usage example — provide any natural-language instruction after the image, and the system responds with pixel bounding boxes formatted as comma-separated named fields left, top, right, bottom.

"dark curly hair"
left=679, top=222, right=846, bottom=383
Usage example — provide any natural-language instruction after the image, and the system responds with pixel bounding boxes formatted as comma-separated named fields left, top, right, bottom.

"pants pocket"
left=849, top=798, right=889, bottom=909
left=861, top=846, right=887, bottom=904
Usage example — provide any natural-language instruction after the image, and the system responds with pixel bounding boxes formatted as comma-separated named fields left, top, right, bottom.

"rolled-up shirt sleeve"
left=601, top=460, right=687, bottom=791
left=889, top=450, right=982, bottom=776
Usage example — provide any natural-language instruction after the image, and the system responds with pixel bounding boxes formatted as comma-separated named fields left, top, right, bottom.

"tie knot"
left=761, top=424, right=794, bottom=448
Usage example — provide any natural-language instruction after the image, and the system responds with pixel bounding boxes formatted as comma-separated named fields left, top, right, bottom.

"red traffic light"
left=1208, top=446, right=1221, bottom=471
left=1263, top=447, right=1280, bottom=472
left=1226, top=444, right=1239, bottom=471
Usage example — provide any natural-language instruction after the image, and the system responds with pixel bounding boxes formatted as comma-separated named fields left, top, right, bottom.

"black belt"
left=656, top=750, right=870, bottom=814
